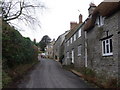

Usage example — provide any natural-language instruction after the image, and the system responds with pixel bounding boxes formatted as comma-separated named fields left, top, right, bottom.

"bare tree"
left=1, top=0, right=45, bottom=28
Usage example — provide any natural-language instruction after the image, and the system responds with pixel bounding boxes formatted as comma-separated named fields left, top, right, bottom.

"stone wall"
left=87, top=11, right=119, bottom=79
left=64, top=24, right=85, bottom=68
left=74, top=26, right=85, bottom=68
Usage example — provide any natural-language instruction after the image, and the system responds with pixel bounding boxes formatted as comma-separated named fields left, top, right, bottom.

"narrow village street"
left=2, top=1, right=119, bottom=88
left=17, top=58, right=94, bottom=88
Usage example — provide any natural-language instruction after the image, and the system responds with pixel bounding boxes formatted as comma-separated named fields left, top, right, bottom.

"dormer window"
left=96, top=16, right=104, bottom=26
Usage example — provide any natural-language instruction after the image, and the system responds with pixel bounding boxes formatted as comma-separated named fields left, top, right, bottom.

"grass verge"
left=2, top=61, right=39, bottom=88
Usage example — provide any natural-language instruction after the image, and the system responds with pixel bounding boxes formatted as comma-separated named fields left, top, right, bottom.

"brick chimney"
left=88, top=3, right=96, bottom=15
left=79, top=14, right=82, bottom=24
left=70, top=22, right=78, bottom=30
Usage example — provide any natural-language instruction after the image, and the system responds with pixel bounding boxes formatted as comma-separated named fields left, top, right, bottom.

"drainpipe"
left=85, top=31, right=88, bottom=67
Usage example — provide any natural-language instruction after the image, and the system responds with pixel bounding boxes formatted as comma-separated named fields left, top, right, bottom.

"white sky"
left=19, top=0, right=103, bottom=42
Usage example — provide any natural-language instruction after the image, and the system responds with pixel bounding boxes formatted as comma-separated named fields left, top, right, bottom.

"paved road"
left=18, top=58, right=94, bottom=88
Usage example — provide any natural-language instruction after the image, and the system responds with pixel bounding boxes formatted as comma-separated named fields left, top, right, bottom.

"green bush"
left=2, top=71, right=12, bottom=88
left=2, top=22, right=38, bottom=68
left=2, top=21, right=38, bottom=88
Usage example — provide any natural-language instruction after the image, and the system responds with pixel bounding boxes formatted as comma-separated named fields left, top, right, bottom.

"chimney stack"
left=79, top=14, right=82, bottom=24
left=70, top=22, right=78, bottom=30
left=88, top=3, right=96, bottom=15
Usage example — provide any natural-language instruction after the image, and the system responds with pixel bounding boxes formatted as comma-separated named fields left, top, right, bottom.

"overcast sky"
left=19, top=0, right=103, bottom=42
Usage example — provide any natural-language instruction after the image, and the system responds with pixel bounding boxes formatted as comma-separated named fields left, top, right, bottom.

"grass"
left=2, top=61, right=39, bottom=88
left=62, top=64, right=74, bottom=70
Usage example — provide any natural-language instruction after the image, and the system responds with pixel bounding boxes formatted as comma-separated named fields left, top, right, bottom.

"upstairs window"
left=96, top=16, right=104, bottom=26
left=74, top=34, right=76, bottom=41
left=70, top=37, right=72, bottom=44
left=78, top=45, right=82, bottom=56
left=78, top=28, right=81, bottom=37
left=102, top=38, right=113, bottom=56
left=67, top=52, right=69, bottom=58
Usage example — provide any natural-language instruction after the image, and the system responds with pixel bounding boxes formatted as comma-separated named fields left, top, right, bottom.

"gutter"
left=85, top=31, right=88, bottom=67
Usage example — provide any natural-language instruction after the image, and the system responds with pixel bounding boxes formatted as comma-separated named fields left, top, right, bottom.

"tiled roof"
left=54, top=30, right=69, bottom=45
left=84, top=2, right=120, bottom=31
left=65, top=23, right=82, bottom=41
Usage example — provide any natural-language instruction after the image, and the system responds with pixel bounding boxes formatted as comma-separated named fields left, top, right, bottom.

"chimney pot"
left=79, top=14, right=82, bottom=24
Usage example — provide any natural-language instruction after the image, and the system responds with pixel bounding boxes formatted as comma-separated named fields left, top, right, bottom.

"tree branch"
left=4, top=2, right=23, bottom=21
left=2, top=0, right=44, bottom=30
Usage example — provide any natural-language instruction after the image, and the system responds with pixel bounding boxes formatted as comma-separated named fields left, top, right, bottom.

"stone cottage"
left=63, top=2, right=120, bottom=85
left=83, top=2, right=120, bottom=81
left=53, top=31, right=69, bottom=61
left=64, top=14, right=86, bottom=68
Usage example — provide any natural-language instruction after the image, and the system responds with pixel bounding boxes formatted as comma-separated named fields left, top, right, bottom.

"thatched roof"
left=84, top=2, right=120, bottom=31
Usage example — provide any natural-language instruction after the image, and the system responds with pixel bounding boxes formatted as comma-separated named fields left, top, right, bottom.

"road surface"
left=18, top=58, right=94, bottom=88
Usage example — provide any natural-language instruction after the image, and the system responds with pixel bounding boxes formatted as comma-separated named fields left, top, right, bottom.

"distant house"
left=53, top=31, right=69, bottom=61
left=46, top=39, right=55, bottom=59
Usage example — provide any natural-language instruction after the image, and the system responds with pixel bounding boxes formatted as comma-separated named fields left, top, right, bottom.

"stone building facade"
left=46, top=39, right=55, bottom=59
left=64, top=14, right=86, bottom=68
left=64, top=2, right=120, bottom=82
left=53, top=31, right=69, bottom=61
left=83, top=2, right=120, bottom=80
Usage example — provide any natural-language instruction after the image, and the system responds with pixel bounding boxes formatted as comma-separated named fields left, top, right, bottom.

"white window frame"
left=96, top=16, right=104, bottom=27
left=67, top=40, right=69, bottom=46
left=67, top=52, right=69, bottom=58
left=102, top=38, right=113, bottom=56
left=71, top=49, right=74, bottom=63
left=78, top=28, right=81, bottom=37
left=50, top=46, right=53, bottom=48
left=70, top=37, right=72, bottom=44
left=78, top=45, right=82, bottom=56
left=74, top=34, right=76, bottom=41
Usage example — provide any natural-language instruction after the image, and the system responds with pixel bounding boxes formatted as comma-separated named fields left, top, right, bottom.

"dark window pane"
left=103, top=41, right=105, bottom=54
left=106, top=40, right=108, bottom=43
left=110, top=39, right=113, bottom=52
left=99, top=16, right=100, bottom=25
left=106, top=44, right=109, bottom=53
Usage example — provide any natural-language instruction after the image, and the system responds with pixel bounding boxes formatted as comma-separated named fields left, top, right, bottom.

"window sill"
left=78, top=54, right=81, bottom=57
left=97, top=25, right=104, bottom=27
left=102, top=53, right=113, bottom=57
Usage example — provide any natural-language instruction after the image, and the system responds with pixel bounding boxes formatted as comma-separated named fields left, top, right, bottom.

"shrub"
left=2, top=22, right=38, bottom=68
left=2, top=21, right=38, bottom=88
left=2, top=71, right=12, bottom=88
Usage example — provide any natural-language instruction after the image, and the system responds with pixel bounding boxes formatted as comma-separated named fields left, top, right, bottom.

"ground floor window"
left=102, top=38, right=113, bottom=56
left=71, top=49, right=74, bottom=63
